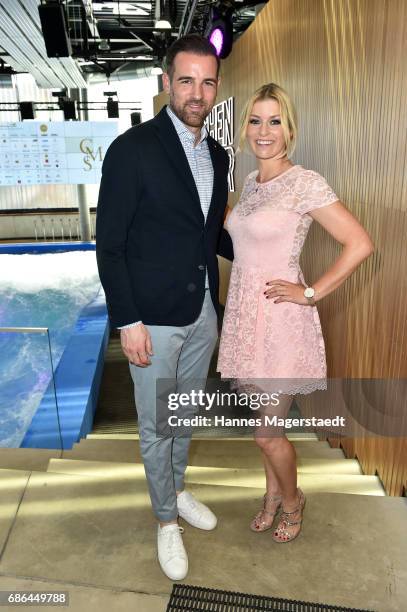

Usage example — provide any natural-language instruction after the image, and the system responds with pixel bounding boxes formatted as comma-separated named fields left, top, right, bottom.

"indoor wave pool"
left=0, top=244, right=109, bottom=449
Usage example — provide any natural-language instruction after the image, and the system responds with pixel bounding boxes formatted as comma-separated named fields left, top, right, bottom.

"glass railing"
left=0, top=327, right=63, bottom=450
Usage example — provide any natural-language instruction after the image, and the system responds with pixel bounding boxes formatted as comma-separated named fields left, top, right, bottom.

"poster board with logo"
left=0, top=121, right=118, bottom=186
left=205, top=96, right=235, bottom=192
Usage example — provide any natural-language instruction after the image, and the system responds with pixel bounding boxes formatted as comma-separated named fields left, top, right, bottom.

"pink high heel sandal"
left=272, top=488, right=306, bottom=543
left=250, top=493, right=282, bottom=532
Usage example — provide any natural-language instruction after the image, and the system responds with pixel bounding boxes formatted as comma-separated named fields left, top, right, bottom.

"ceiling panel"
left=0, top=0, right=87, bottom=89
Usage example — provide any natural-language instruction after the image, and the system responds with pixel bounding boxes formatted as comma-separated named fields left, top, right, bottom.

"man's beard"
left=170, top=95, right=210, bottom=128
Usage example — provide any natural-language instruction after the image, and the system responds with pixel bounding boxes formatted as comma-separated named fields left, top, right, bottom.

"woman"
left=217, top=83, right=374, bottom=543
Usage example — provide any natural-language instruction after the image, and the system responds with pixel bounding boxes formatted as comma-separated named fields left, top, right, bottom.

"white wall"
left=86, top=75, right=158, bottom=129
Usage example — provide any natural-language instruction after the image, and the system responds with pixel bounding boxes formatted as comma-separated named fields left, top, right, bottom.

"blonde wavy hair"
left=238, top=83, right=298, bottom=158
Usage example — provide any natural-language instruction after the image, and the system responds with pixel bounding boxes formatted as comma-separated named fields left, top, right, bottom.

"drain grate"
left=166, top=584, right=375, bottom=612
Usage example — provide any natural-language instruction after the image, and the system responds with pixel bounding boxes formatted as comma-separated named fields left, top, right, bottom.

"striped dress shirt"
left=166, top=105, right=213, bottom=289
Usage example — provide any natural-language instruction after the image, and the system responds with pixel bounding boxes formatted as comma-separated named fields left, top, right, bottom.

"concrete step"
left=1, top=472, right=404, bottom=611
left=64, top=438, right=346, bottom=466
left=51, top=455, right=362, bottom=476
left=0, top=577, right=168, bottom=612
left=0, top=468, right=32, bottom=553
left=47, top=458, right=384, bottom=495
left=0, top=438, right=347, bottom=472
left=85, top=432, right=320, bottom=441
left=0, top=448, right=62, bottom=472
left=61, top=453, right=362, bottom=475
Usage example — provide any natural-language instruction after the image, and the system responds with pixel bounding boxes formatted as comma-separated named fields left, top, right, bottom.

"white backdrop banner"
left=0, top=121, right=118, bottom=186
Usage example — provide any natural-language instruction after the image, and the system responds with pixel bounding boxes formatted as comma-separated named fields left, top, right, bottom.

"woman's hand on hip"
left=264, top=279, right=311, bottom=305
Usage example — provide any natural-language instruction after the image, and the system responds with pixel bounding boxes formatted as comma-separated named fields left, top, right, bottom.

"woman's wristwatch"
left=303, top=286, right=316, bottom=305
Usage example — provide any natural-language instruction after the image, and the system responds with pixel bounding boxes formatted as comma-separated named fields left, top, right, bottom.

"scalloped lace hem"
left=218, top=375, right=327, bottom=396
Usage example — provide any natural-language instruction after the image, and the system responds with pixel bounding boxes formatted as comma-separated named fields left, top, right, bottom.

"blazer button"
left=198, top=264, right=205, bottom=270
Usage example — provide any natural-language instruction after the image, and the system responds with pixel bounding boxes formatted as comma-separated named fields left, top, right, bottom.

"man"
left=96, top=34, right=233, bottom=580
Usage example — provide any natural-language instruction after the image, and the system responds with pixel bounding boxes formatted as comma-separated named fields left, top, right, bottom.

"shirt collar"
left=166, top=104, right=208, bottom=146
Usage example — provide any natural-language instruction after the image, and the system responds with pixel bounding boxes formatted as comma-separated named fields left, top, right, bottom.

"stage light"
left=209, top=28, right=224, bottom=56
left=62, top=100, right=76, bottom=121
left=155, top=0, right=173, bottom=29
left=20, top=102, right=35, bottom=120
left=98, top=39, right=110, bottom=51
left=155, top=19, right=171, bottom=29
left=107, top=98, right=119, bottom=118
left=104, top=91, right=119, bottom=118
left=206, top=7, right=234, bottom=59
left=131, top=111, right=142, bottom=127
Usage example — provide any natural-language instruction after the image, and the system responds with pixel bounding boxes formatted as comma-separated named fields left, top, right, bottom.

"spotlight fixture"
left=98, top=39, right=110, bottom=51
left=52, top=89, right=67, bottom=110
left=107, top=98, right=119, bottom=119
left=20, top=101, right=35, bottom=120
left=155, top=0, right=172, bottom=29
left=62, top=100, right=77, bottom=121
left=155, top=19, right=171, bottom=29
left=209, top=27, right=224, bottom=56
left=51, top=92, right=76, bottom=120
left=104, top=91, right=119, bottom=119
left=206, top=7, right=234, bottom=59
left=131, top=111, right=142, bottom=127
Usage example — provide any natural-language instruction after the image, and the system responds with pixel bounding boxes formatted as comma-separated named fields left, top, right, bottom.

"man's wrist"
left=117, top=321, right=143, bottom=330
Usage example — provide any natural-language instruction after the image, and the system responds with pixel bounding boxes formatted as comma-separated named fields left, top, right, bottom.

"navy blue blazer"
left=96, top=105, right=234, bottom=328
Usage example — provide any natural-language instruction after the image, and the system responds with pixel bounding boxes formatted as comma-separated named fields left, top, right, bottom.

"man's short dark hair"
left=164, top=34, right=220, bottom=79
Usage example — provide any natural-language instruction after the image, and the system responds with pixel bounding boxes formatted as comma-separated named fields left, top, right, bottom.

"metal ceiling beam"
left=178, top=0, right=199, bottom=38
left=128, top=31, right=154, bottom=51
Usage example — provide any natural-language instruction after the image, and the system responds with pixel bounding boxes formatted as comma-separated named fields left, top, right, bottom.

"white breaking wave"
left=0, top=251, right=100, bottom=296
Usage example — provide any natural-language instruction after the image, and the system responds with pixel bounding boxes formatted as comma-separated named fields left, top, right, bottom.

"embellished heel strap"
left=250, top=492, right=282, bottom=533
left=262, top=493, right=282, bottom=516
left=272, top=488, right=306, bottom=543
left=264, top=493, right=283, bottom=504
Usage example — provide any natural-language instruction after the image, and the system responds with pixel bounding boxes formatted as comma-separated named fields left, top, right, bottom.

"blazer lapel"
left=152, top=106, right=201, bottom=210
left=206, top=136, right=224, bottom=222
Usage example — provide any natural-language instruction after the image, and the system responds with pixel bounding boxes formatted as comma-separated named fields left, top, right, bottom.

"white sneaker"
left=177, top=490, right=217, bottom=530
left=157, top=523, right=188, bottom=581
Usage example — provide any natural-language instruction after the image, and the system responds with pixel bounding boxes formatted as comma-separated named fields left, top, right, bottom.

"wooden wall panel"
left=153, top=0, right=407, bottom=495
left=220, top=0, right=407, bottom=496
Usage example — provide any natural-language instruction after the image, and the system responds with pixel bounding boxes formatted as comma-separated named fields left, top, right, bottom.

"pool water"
left=0, top=251, right=101, bottom=446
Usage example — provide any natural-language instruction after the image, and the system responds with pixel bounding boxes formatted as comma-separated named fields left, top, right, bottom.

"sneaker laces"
left=163, top=526, right=185, bottom=561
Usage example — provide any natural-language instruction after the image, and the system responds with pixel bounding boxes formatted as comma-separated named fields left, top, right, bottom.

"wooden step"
left=47, top=458, right=384, bottom=496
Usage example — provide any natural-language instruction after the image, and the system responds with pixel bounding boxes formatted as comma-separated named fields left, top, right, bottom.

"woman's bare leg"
left=253, top=394, right=303, bottom=539
left=250, top=450, right=282, bottom=531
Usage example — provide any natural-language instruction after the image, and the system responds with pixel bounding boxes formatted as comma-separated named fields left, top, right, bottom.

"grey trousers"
left=129, top=290, right=218, bottom=522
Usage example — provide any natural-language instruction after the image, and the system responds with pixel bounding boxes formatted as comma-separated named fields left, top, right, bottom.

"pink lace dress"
left=217, top=164, right=339, bottom=395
